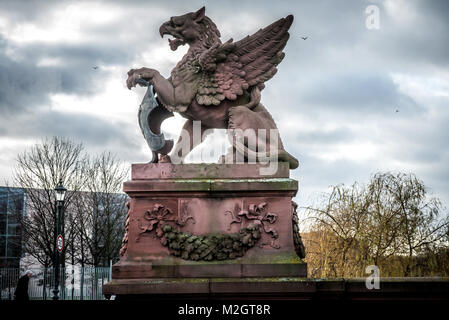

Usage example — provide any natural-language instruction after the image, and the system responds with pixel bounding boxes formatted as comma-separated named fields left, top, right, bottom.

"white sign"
left=57, top=235, right=64, bottom=252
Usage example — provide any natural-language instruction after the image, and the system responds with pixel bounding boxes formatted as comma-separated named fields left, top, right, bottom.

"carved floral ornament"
left=133, top=202, right=280, bottom=261
left=137, top=203, right=195, bottom=238
left=226, top=202, right=280, bottom=249
left=119, top=200, right=306, bottom=260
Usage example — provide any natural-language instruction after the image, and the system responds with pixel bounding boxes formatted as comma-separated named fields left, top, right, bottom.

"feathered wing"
left=196, top=15, right=294, bottom=106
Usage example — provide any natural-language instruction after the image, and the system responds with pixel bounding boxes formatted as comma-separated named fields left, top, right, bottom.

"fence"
left=0, top=267, right=111, bottom=300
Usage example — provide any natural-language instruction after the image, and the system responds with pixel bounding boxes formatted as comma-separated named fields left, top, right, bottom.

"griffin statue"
left=126, top=7, right=299, bottom=169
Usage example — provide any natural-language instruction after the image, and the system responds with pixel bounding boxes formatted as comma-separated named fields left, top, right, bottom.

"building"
left=0, top=187, right=26, bottom=268
left=1, top=186, right=127, bottom=269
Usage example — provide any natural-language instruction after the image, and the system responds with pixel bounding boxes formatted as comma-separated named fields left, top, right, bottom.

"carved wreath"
left=135, top=202, right=279, bottom=261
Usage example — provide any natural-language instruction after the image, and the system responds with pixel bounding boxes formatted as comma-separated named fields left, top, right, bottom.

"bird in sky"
left=301, top=36, right=308, bottom=40
left=395, top=109, right=399, bottom=113
left=93, top=66, right=99, bottom=70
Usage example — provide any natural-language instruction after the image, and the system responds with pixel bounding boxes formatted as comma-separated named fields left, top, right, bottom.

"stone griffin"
left=126, top=7, right=299, bottom=169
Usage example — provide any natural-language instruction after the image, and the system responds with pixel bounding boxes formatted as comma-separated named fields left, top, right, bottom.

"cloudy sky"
left=0, top=0, right=448, bottom=216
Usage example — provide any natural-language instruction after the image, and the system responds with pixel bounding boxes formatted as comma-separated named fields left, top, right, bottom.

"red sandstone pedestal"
left=103, top=163, right=306, bottom=298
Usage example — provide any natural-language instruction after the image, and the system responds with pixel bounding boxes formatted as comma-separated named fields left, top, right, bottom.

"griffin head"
left=159, top=7, right=221, bottom=51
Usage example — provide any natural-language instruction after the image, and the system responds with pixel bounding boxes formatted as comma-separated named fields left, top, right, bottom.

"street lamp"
left=98, top=242, right=104, bottom=267
left=52, top=179, right=66, bottom=300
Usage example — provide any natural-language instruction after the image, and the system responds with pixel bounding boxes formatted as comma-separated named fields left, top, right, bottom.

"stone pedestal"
left=103, top=163, right=306, bottom=297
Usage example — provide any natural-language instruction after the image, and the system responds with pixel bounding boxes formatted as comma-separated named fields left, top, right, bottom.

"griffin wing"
left=196, top=15, right=293, bottom=106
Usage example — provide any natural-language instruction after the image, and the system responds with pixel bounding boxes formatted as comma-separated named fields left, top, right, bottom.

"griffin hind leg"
left=168, top=119, right=213, bottom=164
left=226, top=104, right=299, bottom=169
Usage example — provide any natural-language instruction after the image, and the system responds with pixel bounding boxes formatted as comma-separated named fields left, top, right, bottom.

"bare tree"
left=12, top=136, right=130, bottom=274
left=304, top=172, right=449, bottom=277
left=74, top=152, right=129, bottom=266
left=303, top=182, right=373, bottom=277
left=13, top=137, right=88, bottom=268
left=382, top=173, right=448, bottom=275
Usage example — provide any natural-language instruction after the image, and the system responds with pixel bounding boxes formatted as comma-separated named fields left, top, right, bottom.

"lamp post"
left=98, top=242, right=104, bottom=267
left=52, top=180, right=66, bottom=300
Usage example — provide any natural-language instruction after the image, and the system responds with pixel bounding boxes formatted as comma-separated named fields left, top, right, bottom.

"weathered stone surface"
left=132, top=163, right=290, bottom=180
left=115, top=164, right=304, bottom=274
left=126, top=7, right=299, bottom=169
left=104, top=163, right=306, bottom=297
left=123, top=178, right=298, bottom=194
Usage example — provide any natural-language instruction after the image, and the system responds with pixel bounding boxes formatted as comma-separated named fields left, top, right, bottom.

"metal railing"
left=0, top=267, right=111, bottom=300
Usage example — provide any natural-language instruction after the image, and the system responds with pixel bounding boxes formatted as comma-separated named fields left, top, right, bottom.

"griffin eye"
left=171, top=17, right=184, bottom=27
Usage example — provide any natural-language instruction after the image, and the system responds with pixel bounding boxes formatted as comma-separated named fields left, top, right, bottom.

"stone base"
left=112, top=254, right=307, bottom=279
left=104, top=163, right=307, bottom=296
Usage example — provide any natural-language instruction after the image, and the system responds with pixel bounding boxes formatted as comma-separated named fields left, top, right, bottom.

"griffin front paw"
left=126, top=68, right=157, bottom=89
left=126, top=69, right=140, bottom=89
left=159, top=154, right=172, bottom=163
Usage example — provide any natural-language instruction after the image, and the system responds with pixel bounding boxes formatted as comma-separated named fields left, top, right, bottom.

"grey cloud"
left=298, top=73, right=422, bottom=115
left=0, top=37, right=134, bottom=115
left=291, top=152, right=374, bottom=203
left=27, top=43, right=134, bottom=66
left=296, top=127, right=354, bottom=145
left=0, top=107, right=149, bottom=165
left=0, top=0, right=57, bottom=23
left=1, top=110, right=129, bottom=145
left=0, top=46, right=56, bottom=114
left=375, top=0, right=449, bottom=69
left=0, top=54, right=92, bottom=114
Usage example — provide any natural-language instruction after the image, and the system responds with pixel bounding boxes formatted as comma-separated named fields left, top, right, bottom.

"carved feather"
left=196, top=15, right=293, bottom=106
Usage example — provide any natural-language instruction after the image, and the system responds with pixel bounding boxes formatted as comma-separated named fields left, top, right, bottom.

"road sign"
left=57, top=234, right=64, bottom=252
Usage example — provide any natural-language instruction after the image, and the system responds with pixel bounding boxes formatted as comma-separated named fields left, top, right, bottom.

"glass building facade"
left=0, top=187, right=25, bottom=268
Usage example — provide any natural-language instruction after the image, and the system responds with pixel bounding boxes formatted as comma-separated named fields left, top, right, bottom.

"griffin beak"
left=159, top=21, right=171, bottom=38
